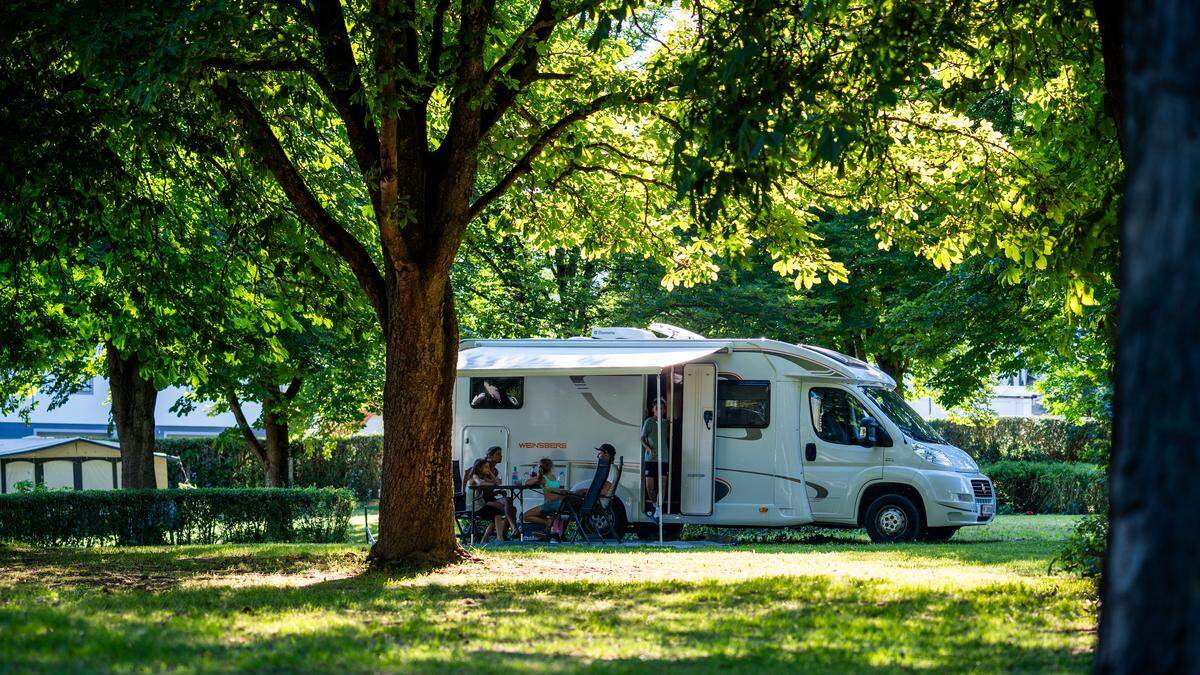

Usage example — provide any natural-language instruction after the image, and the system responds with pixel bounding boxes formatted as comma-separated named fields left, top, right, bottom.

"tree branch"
left=425, top=0, right=452, bottom=85
left=283, top=377, right=303, bottom=401
left=585, top=141, right=666, bottom=167
left=310, top=0, right=384, bottom=217
left=469, top=94, right=650, bottom=219
left=211, top=80, right=388, bottom=323
left=227, top=392, right=266, bottom=462
left=477, top=0, right=560, bottom=138
left=548, top=162, right=673, bottom=190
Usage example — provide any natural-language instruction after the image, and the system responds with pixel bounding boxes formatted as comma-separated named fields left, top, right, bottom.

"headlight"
left=912, top=442, right=952, bottom=468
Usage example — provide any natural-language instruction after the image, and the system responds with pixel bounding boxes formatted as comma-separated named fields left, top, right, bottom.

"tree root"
left=365, top=542, right=472, bottom=573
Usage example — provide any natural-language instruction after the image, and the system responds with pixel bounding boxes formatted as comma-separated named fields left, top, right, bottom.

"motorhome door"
left=461, top=426, right=509, bottom=474
left=680, top=363, right=717, bottom=515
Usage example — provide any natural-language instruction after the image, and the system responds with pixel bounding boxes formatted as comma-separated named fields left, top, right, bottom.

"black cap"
left=595, top=443, right=616, bottom=458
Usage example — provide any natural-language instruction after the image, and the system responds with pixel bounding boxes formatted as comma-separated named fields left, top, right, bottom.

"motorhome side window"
left=716, top=380, right=770, bottom=428
left=809, top=388, right=870, bottom=445
left=469, top=377, right=523, bottom=409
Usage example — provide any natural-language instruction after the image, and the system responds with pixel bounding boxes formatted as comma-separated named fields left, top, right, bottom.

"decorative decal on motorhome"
left=569, top=376, right=639, bottom=427
left=714, top=478, right=731, bottom=502
left=518, top=442, right=567, bottom=449
left=805, top=481, right=829, bottom=499
left=716, top=428, right=763, bottom=441
left=715, top=467, right=805, bottom=484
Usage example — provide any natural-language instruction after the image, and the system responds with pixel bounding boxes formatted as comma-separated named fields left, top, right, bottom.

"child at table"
left=522, top=458, right=567, bottom=532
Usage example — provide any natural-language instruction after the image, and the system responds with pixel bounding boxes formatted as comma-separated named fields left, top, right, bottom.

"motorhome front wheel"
left=865, top=494, right=923, bottom=543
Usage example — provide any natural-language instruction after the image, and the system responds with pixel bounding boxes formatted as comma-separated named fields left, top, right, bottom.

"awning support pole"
left=657, top=372, right=664, bottom=545
left=667, top=365, right=674, bottom=525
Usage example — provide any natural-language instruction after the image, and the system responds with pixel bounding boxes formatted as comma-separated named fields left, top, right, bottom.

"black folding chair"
left=453, top=460, right=487, bottom=542
left=591, top=457, right=624, bottom=542
left=547, top=459, right=621, bottom=544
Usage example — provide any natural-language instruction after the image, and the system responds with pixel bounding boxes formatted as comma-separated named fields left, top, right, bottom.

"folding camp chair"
left=547, top=458, right=622, bottom=544
left=591, top=457, right=624, bottom=542
left=580, top=456, right=628, bottom=540
left=453, top=460, right=487, bottom=542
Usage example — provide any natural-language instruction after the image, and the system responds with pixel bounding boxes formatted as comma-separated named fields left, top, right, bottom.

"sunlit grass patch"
left=0, top=516, right=1094, bottom=673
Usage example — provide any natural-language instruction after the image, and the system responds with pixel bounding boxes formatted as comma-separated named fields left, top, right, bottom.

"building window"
left=717, top=380, right=770, bottom=428
left=469, top=377, right=524, bottom=409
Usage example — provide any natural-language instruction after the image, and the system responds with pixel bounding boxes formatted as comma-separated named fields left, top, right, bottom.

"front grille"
left=971, top=479, right=993, bottom=499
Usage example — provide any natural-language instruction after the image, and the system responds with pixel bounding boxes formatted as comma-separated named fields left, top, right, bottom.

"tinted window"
left=717, top=380, right=770, bottom=428
left=809, top=387, right=870, bottom=445
left=469, top=377, right=523, bottom=409
left=861, top=386, right=943, bottom=443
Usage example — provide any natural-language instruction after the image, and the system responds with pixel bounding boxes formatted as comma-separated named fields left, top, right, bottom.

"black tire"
left=610, top=497, right=629, bottom=539
left=583, top=497, right=629, bottom=541
left=921, top=526, right=960, bottom=542
left=864, top=494, right=923, bottom=543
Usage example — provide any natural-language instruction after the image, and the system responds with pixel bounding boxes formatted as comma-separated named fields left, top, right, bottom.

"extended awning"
left=457, top=343, right=729, bottom=376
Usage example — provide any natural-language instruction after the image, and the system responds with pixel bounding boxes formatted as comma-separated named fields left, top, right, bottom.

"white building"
left=908, top=370, right=1045, bottom=419
left=0, top=376, right=258, bottom=440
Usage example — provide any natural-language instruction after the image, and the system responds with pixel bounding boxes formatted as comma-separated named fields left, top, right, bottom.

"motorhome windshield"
left=861, top=387, right=945, bottom=444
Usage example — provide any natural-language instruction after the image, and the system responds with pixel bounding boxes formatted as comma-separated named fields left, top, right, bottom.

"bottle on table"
left=510, top=467, right=519, bottom=485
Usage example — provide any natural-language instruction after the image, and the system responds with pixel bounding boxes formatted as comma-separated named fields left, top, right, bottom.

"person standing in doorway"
left=641, top=398, right=667, bottom=520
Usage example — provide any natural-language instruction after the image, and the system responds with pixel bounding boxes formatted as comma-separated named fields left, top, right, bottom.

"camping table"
left=467, top=484, right=543, bottom=545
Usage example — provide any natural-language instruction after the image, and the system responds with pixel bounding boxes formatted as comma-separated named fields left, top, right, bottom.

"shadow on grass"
left=0, top=567, right=1094, bottom=673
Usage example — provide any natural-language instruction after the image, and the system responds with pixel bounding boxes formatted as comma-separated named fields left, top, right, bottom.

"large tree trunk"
left=367, top=272, right=461, bottom=567
left=106, top=343, right=158, bottom=489
left=1096, top=0, right=1200, bottom=670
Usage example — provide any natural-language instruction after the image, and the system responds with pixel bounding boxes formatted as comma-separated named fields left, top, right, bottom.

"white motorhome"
left=454, top=326, right=995, bottom=542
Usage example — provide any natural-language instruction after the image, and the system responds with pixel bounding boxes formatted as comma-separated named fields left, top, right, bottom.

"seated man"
left=569, top=443, right=619, bottom=496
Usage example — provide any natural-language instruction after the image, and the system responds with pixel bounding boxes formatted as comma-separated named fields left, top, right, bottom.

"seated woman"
left=522, top=458, right=568, bottom=532
left=467, top=457, right=511, bottom=542
left=482, top=445, right=519, bottom=534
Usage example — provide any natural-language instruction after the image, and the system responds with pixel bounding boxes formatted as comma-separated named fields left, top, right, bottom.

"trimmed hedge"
left=930, top=418, right=1109, bottom=464
left=0, top=487, right=353, bottom=547
left=982, top=461, right=1106, bottom=515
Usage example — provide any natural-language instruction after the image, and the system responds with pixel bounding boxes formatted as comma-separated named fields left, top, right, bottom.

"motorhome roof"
left=458, top=336, right=895, bottom=386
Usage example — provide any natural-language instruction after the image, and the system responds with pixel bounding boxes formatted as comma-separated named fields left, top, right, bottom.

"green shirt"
left=641, top=416, right=661, bottom=461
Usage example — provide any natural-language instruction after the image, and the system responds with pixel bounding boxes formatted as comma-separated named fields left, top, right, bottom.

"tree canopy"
left=5, top=0, right=1120, bottom=563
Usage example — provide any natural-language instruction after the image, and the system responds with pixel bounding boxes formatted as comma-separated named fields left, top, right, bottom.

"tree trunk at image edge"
left=106, top=344, right=158, bottom=489
left=1096, top=0, right=1200, bottom=670
left=368, top=276, right=460, bottom=566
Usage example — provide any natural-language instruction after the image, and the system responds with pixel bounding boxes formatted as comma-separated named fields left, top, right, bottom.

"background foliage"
left=931, top=418, right=1109, bottom=464
left=163, top=434, right=383, bottom=499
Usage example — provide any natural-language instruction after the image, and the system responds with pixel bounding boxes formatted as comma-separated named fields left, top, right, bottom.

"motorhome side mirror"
left=858, top=417, right=880, bottom=447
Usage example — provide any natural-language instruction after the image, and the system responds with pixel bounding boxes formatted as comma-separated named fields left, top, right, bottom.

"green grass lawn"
left=0, top=515, right=1095, bottom=673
